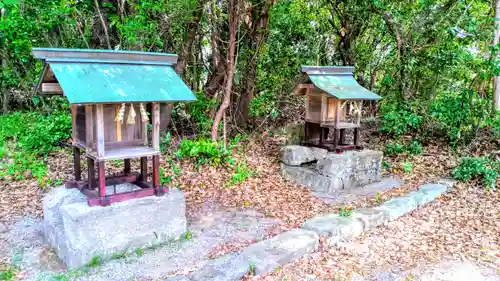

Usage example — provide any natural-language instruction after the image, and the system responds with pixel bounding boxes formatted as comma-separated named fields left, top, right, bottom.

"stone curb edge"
left=166, top=179, right=454, bottom=281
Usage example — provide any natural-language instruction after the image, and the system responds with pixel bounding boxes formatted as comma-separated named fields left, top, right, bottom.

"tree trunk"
left=160, top=0, right=204, bottom=133
left=235, top=1, right=274, bottom=128
left=175, top=0, right=204, bottom=76
left=493, top=0, right=500, bottom=111
left=212, top=0, right=237, bottom=141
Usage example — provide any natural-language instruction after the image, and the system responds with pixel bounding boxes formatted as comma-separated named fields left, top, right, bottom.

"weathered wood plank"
left=116, top=104, right=122, bottom=142
left=41, top=83, right=63, bottom=93
left=71, top=105, right=77, bottom=144
left=96, top=104, right=105, bottom=158
left=85, top=105, right=94, bottom=151
left=152, top=102, right=160, bottom=151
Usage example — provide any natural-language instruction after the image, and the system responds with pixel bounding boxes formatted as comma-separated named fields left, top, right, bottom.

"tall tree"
left=212, top=0, right=237, bottom=142
left=234, top=0, right=276, bottom=128
left=493, top=0, right=500, bottom=111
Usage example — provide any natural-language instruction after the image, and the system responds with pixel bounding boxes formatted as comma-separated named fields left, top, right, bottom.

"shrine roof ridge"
left=32, top=48, right=178, bottom=66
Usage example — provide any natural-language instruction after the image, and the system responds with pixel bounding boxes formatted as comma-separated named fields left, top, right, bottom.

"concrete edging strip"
left=168, top=180, right=453, bottom=281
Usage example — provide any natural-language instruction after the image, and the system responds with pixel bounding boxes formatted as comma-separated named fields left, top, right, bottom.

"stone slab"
left=313, top=178, right=403, bottom=205
left=316, top=150, right=383, bottom=177
left=44, top=186, right=187, bottom=269
left=240, top=229, right=319, bottom=275
left=280, top=145, right=328, bottom=166
left=281, top=163, right=343, bottom=193
left=351, top=208, right=389, bottom=230
left=374, top=195, right=417, bottom=220
left=301, top=214, right=363, bottom=246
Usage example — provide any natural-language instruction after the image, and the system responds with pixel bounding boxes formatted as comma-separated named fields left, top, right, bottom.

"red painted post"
left=124, top=159, right=131, bottom=174
left=88, top=158, right=96, bottom=190
left=98, top=161, right=106, bottom=198
left=152, top=155, right=160, bottom=188
left=73, top=146, right=81, bottom=181
left=140, top=157, right=148, bottom=182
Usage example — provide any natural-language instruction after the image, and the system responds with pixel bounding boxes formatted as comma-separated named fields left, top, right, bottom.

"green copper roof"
left=301, top=66, right=381, bottom=100
left=32, top=48, right=196, bottom=104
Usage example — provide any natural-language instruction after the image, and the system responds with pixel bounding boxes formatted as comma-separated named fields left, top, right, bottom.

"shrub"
left=380, top=102, right=423, bottom=137
left=429, top=90, right=489, bottom=145
left=452, top=157, right=499, bottom=190
left=406, top=140, right=423, bottom=156
left=226, top=161, right=254, bottom=187
left=384, top=140, right=422, bottom=157
left=176, top=138, right=234, bottom=167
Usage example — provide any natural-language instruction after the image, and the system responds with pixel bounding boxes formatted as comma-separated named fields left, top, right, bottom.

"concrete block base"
left=43, top=185, right=187, bottom=269
left=280, top=146, right=383, bottom=193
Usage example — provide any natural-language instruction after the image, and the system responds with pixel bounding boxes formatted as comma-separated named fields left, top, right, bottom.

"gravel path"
left=0, top=205, right=281, bottom=281
left=250, top=183, right=500, bottom=280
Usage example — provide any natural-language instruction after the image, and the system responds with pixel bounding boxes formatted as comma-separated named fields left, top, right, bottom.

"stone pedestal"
left=43, top=185, right=186, bottom=269
left=280, top=145, right=383, bottom=193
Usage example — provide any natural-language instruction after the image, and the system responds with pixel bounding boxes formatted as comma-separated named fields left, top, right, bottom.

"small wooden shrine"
left=32, top=48, right=196, bottom=206
left=292, top=66, right=381, bottom=152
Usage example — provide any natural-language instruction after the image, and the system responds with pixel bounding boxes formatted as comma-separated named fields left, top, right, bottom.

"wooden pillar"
left=152, top=155, right=160, bottom=188
left=88, top=158, right=96, bottom=190
left=339, top=129, right=346, bottom=145
left=333, top=129, right=339, bottom=148
left=73, top=146, right=81, bottom=181
left=95, top=104, right=105, bottom=158
left=140, top=157, right=148, bottom=182
left=354, top=101, right=362, bottom=147
left=124, top=159, right=131, bottom=174
left=334, top=101, right=341, bottom=150
left=151, top=102, right=160, bottom=189
left=152, top=102, right=160, bottom=152
left=98, top=161, right=106, bottom=198
left=354, top=128, right=360, bottom=146
left=85, top=105, right=94, bottom=151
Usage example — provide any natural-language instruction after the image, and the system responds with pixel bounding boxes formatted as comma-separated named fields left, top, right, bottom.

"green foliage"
left=173, top=92, right=217, bottom=135
left=226, top=161, right=254, bottom=187
left=0, top=108, right=71, bottom=185
left=249, top=263, right=256, bottom=276
left=406, top=141, right=423, bottom=156
left=0, top=267, right=15, bottom=281
left=452, top=157, right=499, bottom=190
left=135, top=248, right=144, bottom=256
left=180, top=231, right=192, bottom=241
left=429, top=90, right=489, bottom=145
left=380, top=102, right=423, bottom=137
left=339, top=206, right=353, bottom=217
left=402, top=161, right=414, bottom=174
left=384, top=141, right=422, bottom=157
left=176, top=138, right=234, bottom=168
left=110, top=251, right=127, bottom=260
left=384, top=143, right=404, bottom=156
left=374, top=192, right=383, bottom=204
left=86, top=256, right=103, bottom=268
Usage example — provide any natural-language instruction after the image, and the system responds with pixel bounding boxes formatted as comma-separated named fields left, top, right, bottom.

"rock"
left=240, top=229, right=319, bottom=275
left=351, top=208, right=389, bottom=230
left=44, top=186, right=187, bottom=268
left=374, top=195, right=417, bottom=220
left=281, top=163, right=343, bottom=193
left=316, top=150, right=383, bottom=177
left=280, top=145, right=328, bottom=166
left=417, top=183, right=448, bottom=205
left=190, top=253, right=249, bottom=281
left=436, top=178, right=456, bottom=189
left=301, top=214, right=363, bottom=246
